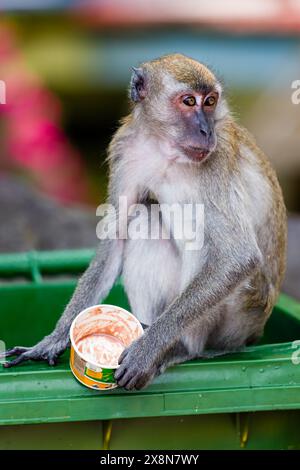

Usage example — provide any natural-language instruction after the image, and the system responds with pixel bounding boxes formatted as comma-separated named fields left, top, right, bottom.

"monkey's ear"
left=130, top=67, right=147, bottom=102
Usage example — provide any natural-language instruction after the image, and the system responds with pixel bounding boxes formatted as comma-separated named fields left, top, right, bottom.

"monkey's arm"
left=3, top=239, right=123, bottom=367
left=115, top=236, right=262, bottom=390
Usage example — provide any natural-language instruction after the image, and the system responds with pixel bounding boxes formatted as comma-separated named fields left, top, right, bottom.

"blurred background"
left=0, top=0, right=299, bottom=297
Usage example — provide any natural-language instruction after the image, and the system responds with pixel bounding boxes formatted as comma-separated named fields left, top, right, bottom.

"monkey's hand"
left=115, top=331, right=163, bottom=390
left=1, top=333, right=69, bottom=368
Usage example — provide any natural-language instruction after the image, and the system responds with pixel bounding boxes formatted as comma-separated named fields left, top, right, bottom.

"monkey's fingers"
left=118, top=348, right=129, bottom=364
left=116, top=365, right=149, bottom=390
left=0, top=346, right=31, bottom=359
left=134, top=371, right=157, bottom=390
left=48, top=357, right=58, bottom=366
left=115, top=364, right=127, bottom=382
left=116, top=369, right=134, bottom=388
left=123, top=376, right=139, bottom=391
left=3, top=350, right=58, bottom=368
left=3, top=352, right=31, bottom=368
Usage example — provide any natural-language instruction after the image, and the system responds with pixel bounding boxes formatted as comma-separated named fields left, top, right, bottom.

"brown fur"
left=144, top=53, right=216, bottom=91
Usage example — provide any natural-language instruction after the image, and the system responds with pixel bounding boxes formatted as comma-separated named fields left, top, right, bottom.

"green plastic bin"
left=0, top=249, right=300, bottom=450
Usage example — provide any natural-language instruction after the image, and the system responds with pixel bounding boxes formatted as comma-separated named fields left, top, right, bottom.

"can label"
left=70, top=347, right=117, bottom=390
left=84, top=365, right=116, bottom=383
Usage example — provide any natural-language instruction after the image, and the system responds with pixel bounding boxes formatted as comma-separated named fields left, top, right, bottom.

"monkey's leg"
left=2, top=239, right=123, bottom=367
left=116, top=315, right=211, bottom=389
left=116, top=341, right=193, bottom=390
left=156, top=314, right=237, bottom=374
left=115, top=307, right=249, bottom=390
left=158, top=344, right=241, bottom=375
left=156, top=341, right=197, bottom=375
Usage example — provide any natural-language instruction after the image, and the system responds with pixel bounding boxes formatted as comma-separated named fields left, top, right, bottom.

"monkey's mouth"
left=181, top=145, right=211, bottom=162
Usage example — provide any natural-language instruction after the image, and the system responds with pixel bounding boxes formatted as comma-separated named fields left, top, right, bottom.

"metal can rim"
left=69, top=303, right=144, bottom=370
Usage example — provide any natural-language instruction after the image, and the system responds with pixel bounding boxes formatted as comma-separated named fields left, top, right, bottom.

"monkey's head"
left=130, top=53, right=228, bottom=163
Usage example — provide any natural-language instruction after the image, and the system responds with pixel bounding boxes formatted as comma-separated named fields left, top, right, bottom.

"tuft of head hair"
left=147, top=54, right=217, bottom=91
left=130, top=53, right=219, bottom=102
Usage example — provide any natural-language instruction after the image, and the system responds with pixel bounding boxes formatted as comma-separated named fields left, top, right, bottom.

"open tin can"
left=70, top=304, right=143, bottom=390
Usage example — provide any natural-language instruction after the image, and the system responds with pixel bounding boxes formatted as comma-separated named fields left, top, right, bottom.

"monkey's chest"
left=145, top=174, right=204, bottom=250
left=124, top=184, right=206, bottom=322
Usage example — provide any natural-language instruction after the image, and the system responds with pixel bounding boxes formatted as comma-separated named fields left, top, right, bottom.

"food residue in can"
left=77, top=333, right=125, bottom=368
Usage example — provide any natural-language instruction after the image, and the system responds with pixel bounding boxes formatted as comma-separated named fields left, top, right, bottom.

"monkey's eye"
left=203, top=94, right=217, bottom=108
left=183, top=96, right=196, bottom=107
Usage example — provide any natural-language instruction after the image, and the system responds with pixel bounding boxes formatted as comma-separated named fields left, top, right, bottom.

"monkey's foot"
left=1, top=336, right=68, bottom=368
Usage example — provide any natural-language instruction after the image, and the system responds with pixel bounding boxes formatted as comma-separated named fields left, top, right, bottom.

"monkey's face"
left=130, top=54, right=228, bottom=164
left=170, top=89, right=219, bottom=163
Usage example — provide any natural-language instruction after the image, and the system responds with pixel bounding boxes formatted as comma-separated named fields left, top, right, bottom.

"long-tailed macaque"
left=3, top=54, right=287, bottom=390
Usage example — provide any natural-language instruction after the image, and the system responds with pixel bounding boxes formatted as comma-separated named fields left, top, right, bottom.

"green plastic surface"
left=0, top=249, right=300, bottom=429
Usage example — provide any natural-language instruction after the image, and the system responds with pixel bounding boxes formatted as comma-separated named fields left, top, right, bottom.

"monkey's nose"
left=200, top=127, right=213, bottom=139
